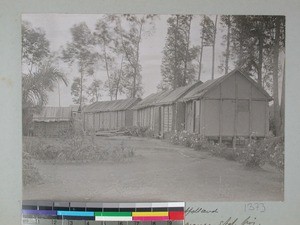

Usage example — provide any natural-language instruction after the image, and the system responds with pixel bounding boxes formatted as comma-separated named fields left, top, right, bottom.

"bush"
left=166, top=130, right=284, bottom=171
left=167, top=130, right=227, bottom=154
left=121, top=126, right=154, bottom=138
left=23, top=133, right=135, bottom=163
left=23, top=139, right=42, bottom=186
left=235, top=135, right=284, bottom=171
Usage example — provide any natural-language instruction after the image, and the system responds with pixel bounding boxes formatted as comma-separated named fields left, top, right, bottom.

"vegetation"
left=121, top=126, right=155, bottom=138
left=166, top=130, right=284, bottom=171
left=22, top=21, right=68, bottom=135
left=23, top=131, right=135, bottom=163
left=159, top=15, right=198, bottom=90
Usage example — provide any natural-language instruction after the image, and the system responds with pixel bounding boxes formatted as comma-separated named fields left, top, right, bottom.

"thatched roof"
left=132, top=90, right=173, bottom=110
left=154, top=81, right=203, bottom=106
left=84, top=98, right=141, bottom=113
left=133, top=81, right=203, bottom=109
left=182, top=68, right=273, bottom=102
left=33, top=107, right=74, bottom=122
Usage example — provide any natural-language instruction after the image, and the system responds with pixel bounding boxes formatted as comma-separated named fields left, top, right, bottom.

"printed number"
left=135, top=222, right=140, bottom=225
left=68, top=221, right=73, bottom=225
left=119, top=222, right=124, bottom=225
left=244, top=203, right=266, bottom=213
left=168, top=221, right=173, bottom=225
left=52, top=219, right=57, bottom=225
left=86, top=222, right=90, bottom=225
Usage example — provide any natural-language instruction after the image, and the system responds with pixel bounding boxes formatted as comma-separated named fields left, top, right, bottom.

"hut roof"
left=182, top=68, right=273, bottom=102
left=84, top=98, right=140, bottom=113
left=132, top=90, right=173, bottom=110
left=33, top=107, right=74, bottom=122
left=154, top=81, right=203, bottom=106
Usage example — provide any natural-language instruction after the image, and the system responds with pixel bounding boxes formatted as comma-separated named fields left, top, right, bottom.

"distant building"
left=32, top=105, right=79, bottom=137
left=83, top=98, right=141, bottom=131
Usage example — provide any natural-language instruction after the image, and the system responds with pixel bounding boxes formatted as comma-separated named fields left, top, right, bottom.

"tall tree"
left=87, top=79, right=103, bottom=103
left=211, top=15, right=218, bottom=79
left=160, top=15, right=198, bottom=90
left=94, top=18, right=116, bottom=100
left=112, top=14, right=156, bottom=98
left=197, top=15, right=215, bottom=81
left=22, top=21, right=50, bottom=74
left=62, top=22, right=97, bottom=111
left=219, top=15, right=232, bottom=75
left=273, top=16, right=284, bottom=136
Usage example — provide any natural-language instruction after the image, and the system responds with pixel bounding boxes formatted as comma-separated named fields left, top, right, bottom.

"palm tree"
left=22, top=61, right=68, bottom=135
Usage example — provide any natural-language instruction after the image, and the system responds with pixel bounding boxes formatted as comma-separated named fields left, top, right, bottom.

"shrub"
left=121, top=126, right=154, bottom=138
left=24, top=132, right=136, bottom=163
left=23, top=138, right=42, bottom=186
left=235, top=135, right=284, bottom=171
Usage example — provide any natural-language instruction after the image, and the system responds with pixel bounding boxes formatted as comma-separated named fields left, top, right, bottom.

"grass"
left=22, top=133, right=135, bottom=185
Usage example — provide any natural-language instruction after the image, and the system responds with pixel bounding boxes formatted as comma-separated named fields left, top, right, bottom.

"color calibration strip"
left=22, top=201, right=185, bottom=222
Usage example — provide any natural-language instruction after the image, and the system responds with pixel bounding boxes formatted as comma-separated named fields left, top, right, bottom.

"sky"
left=22, top=14, right=232, bottom=107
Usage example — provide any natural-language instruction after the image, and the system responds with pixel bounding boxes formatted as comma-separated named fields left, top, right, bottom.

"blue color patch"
left=57, top=211, right=94, bottom=217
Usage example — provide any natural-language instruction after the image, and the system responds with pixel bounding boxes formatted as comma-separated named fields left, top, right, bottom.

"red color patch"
left=169, top=211, right=184, bottom=220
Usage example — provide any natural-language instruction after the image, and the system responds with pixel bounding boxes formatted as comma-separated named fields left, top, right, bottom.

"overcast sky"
left=23, top=14, right=229, bottom=107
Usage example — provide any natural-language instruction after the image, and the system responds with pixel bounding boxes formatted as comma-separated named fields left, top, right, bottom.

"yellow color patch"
left=132, top=212, right=168, bottom=217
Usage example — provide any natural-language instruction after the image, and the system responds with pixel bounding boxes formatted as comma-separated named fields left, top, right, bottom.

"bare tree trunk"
left=79, top=70, right=83, bottom=112
left=280, top=58, right=285, bottom=136
left=224, top=16, right=231, bottom=75
left=257, top=22, right=264, bottom=87
left=115, top=56, right=124, bottom=100
left=132, top=22, right=143, bottom=98
left=212, top=15, right=218, bottom=80
left=173, top=15, right=179, bottom=89
left=273, top=17, right=281, bottom=136
left=103, top=45, right=113, bottom=101
left=184, top=15, right=192, bottom=85
left=198, top=32, right=204, bottom=81
left=57, top=80, right=61, bottom=107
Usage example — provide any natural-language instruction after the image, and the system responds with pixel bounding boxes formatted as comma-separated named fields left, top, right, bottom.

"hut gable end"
left=182, top=69, right=272, bottom=102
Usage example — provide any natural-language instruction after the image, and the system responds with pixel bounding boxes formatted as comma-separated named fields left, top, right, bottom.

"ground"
left=23, top=136, right=284, bottom=202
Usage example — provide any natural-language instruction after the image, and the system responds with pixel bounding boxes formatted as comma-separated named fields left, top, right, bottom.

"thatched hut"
left=32, top=106, right=79, bottom=137
left=181, top=69, right=272, bottom=143
left=133, top=81, right=203, bottom=136
left=83, top=98, right=141, bottom=131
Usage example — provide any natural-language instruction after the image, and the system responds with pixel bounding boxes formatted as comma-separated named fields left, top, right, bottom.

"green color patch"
left=94, top=212, right=132, bottom=217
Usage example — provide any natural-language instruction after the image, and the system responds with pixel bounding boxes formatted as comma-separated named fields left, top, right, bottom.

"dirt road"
left=23, top=136, right=283, bottom=202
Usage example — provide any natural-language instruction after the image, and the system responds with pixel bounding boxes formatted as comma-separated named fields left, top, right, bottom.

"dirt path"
left=23, top=136, right=283, bottom=202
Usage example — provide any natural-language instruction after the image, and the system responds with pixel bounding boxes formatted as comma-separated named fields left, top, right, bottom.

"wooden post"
left=93, top=113, right=95, bottom=131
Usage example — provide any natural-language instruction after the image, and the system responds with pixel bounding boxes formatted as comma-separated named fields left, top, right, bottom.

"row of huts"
left=32, top=69, right=272, bottom=140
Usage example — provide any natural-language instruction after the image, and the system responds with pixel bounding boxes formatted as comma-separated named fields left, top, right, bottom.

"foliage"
left=236, top=136, right=284, bottom=171
left=166, top=130, right=284, bottom=171
left=62, top=22, right=97, bottom=108
left=121, top=126, right=155, bottom=138
left=23, top=138, right=42, bottom=186
left=109, top=15, right=156, bottom=98
left=23, top=132, right=135, bottom=163
left=22, top=21, right=50, bottom=72
left=159, top=15, right=198, bottom=90
left=22, top=21, right=67, bottom=135
left=87, top=79, right=103, bottom=103
left=71, top=77, right=87, bottom=105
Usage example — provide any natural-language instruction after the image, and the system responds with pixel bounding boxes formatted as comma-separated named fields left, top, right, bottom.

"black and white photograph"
left=22, top=14, right=285, bottom=202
